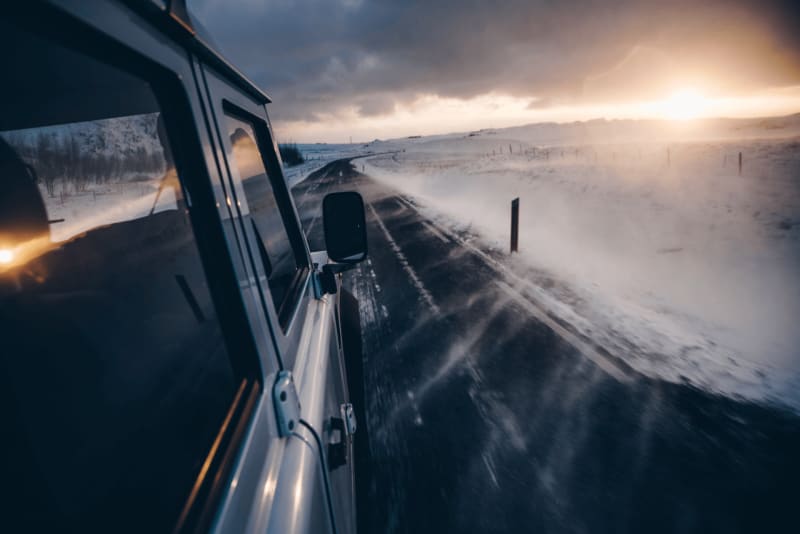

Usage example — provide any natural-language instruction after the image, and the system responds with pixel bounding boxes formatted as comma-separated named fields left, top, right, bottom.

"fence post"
left=510, top=198, right=520, bottom=253
left=738, top=152, right=742, bottom=175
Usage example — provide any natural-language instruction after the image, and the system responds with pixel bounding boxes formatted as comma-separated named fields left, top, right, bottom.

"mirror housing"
left=322, top=191, right=368, bottom=264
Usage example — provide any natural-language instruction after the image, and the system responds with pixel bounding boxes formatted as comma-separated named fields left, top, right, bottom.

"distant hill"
left=370, top=113, right=800, bottom=152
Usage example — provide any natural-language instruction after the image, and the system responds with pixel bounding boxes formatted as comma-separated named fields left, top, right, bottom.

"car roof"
left=125, top=0, right=273, bottom=105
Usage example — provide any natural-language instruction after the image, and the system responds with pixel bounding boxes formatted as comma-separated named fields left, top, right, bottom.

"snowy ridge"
left=2, top=114, right=164, bottom=160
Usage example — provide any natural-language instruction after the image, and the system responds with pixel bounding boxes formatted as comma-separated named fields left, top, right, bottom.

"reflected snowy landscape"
left=1, top=113, right=179, bottom=244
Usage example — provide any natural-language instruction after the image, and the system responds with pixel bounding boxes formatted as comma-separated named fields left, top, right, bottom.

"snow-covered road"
left=293, top=158, right=800, bottom=534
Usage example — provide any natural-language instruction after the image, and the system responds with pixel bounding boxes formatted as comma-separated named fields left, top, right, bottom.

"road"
left=292, top=158, right=800, bottom=534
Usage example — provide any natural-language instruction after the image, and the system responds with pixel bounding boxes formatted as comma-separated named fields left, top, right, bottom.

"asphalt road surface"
left=292, top=158, right=800, bottom=534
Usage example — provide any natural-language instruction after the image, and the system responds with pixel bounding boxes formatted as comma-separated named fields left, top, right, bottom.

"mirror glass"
left=323, top=191, right=367, bottom=263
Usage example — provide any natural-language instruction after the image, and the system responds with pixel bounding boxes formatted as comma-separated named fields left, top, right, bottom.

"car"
left=0, top=1, right=367, bottom=532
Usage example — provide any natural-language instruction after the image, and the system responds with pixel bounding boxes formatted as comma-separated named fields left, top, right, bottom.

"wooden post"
left=738, top=152, right=742, bottom=175
left=510, top=198, right=520, bottom=254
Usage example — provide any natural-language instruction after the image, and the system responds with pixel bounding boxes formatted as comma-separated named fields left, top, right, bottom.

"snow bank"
left=283, top=143, right=372, bottom=187
left=363, top=121, right=800, bottom=412
left=282, top=139, right=424, bottom=187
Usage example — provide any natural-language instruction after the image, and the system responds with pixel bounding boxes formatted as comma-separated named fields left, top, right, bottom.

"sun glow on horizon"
left=0, top=249, right=14, bottom=265
left=659, top=88, right=709, bottom=120
left=278, top=86, right=800, bottom=143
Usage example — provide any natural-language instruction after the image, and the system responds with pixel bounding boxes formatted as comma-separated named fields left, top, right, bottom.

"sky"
left=192, top=0, right=800, bottom=143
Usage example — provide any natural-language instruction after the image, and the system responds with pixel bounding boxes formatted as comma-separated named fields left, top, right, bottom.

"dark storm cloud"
left=192, top=0, right=800, bottom=122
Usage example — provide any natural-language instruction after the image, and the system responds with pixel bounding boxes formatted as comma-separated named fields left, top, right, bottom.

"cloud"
left=192, top=0, right=800, bottom=126
left=354, top=94, right=396, bottom=117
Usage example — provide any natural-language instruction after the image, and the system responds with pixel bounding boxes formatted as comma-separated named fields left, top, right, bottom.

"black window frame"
left=221, top=101, right=312, bottom=332
left=1, top=5, right=264, bottom=533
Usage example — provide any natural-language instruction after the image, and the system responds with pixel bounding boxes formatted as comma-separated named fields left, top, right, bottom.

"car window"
left=225, top=114, right=304, bottom=322
left=0, top=21, right=238, bottom=532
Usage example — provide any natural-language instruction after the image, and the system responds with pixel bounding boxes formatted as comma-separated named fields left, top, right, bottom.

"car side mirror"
left=323, top=191, right=368, bottom=264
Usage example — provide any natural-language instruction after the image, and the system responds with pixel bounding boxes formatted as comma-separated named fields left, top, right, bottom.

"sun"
left=0, top=248, right=14, bottom=264
left=661, top=88, right=708, bottom=120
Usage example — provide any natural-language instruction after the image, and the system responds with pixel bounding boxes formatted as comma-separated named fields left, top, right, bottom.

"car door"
left=197, top=64, right=357, bottom=533
left=0, top=5, right=268, bottom=532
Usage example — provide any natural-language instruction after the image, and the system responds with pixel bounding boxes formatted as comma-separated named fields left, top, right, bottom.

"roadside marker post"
left=510, top=197, right=520, bottom=254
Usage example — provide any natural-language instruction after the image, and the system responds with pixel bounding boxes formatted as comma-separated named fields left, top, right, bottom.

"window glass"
left=2, top=114, right=178, bottom=244
left=0, top=22, right=237, bottom=532
left=225, top=115, right=300, bottom=315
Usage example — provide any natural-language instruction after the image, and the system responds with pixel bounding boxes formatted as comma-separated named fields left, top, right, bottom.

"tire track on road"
left=366, top=201, right=441, bottom=317
left=395, top=194, right=633, bottom=383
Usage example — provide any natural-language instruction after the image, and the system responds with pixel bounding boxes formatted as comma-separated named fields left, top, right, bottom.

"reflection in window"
left=1, top=113, right=178, bottom=244
left=226, top=116, right=300, bottom=313
left=0, top=19, right=237, bottom=532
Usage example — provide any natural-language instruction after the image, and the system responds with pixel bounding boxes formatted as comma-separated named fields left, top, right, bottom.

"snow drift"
left=362, top=117, right=800, bottom=412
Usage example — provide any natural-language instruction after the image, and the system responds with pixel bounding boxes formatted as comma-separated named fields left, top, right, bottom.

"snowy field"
left=42, top=176, right=178, bottom=243
left=361, top=116, right=800, bottom=412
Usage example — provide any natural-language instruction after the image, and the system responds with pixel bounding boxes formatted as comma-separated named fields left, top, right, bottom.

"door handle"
left=327, top=403, right=356, bottom=471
